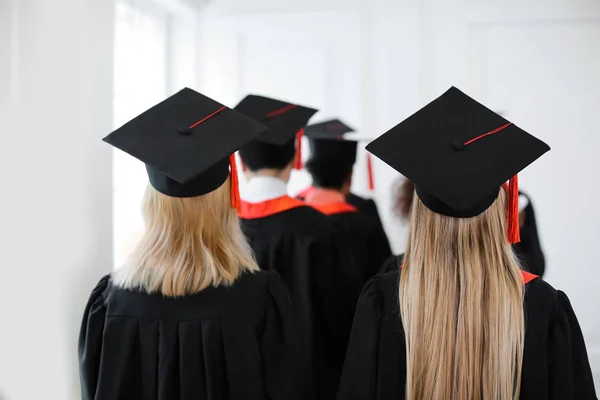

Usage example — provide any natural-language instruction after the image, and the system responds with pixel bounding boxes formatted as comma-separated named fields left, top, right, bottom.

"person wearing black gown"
left=338, top=87, right=597, bottom=399
left=297, top=119, right=392, bottom=257
left=78, top=88, right=312, bottom=400
left=293, top=128, right=392, bottom=395
left=233, top=94, right=340, bottom=399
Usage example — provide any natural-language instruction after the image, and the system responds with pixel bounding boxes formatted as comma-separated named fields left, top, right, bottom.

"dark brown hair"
left=392, top=178, right=415, bottom=220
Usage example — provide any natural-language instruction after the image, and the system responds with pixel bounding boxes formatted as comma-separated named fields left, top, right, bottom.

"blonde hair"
left=400, top=189, right=525, bottom=400
left=113, top=177, right=259, bottom=297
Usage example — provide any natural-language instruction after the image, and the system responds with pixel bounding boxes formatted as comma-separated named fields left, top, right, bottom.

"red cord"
left=507, top=174, right=520, bottom=244
left=464, top=122, right=513, bottom=145
left=266, top=104, right=297, bottom=118
left=367, top=153, right=375, bottom=191
left=295, top=129, right=304, bottom=170
left=463, top=121, right=517, bottom=243
left=189, top=106, right=227, bottom=129
left=229, top=154, right=240, bottom=211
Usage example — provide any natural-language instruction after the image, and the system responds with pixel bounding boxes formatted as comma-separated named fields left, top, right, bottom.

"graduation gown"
left=346, top=192, right=392, bottom=258
left=513, top=191, right=546, bottom=277
left=239, top=197, right=340, bottom=399
left=78, top=271, right=312, bottom=400
left=312, top=201, right=392, bottom=291
left=297, top=200, right=391, bottom=395
left=298, top=187, right=392, bottom=259
left=337, top=270, right=598, bottom=400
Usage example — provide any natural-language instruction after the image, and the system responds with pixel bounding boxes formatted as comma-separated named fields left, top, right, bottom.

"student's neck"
left=314, top=186, right=343, bottom=194
left=249, top=169, right=289, bottom=183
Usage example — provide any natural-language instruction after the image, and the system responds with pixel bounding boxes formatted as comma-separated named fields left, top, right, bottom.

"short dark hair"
left=305, top=157, right=353, bottom=190
left=239, top=138, right=296, bottom=171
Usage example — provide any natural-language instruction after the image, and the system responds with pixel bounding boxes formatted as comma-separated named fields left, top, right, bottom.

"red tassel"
left=229, top=153, right=240, bottom=211
left=295, top=129, right=303, bottom=170
left=507, top=174, right=520, bottom=244
left=367, top=153, right=375, bottom=191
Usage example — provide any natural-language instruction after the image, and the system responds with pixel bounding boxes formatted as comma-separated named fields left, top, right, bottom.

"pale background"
left=1, top=0, right=599, bottom=398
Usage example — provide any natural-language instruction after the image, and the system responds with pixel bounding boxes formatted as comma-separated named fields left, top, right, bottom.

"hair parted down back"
left=113, top=177, right=259, bottom=297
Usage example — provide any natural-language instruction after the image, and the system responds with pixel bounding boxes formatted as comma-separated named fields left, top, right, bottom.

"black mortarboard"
left=366, top=87, right=550, bottom=243
left=304, top=119, right=377, bottom=190
left=234, top=95, right=318, bottom=170
left=103, top=88, right=269, bottom=206
left=305, top=119, right=358, bottom=166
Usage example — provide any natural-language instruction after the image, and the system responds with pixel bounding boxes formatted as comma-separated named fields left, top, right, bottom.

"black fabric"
left=415, top=184, right=500, bottom=218
left=304, top=119, right=358, bottom=168
left=145, top=159, right=229, bottom=198
left=239, top=136, right=296, bottom=171
left=240, top=207, right=341, bottom=400
left=304, top=119, right=355, bottom=139
left=378, top=253, right=404, bottom=274
left=513, top=191, right=546, bottom=277
left=234, top=94, right=318, bottom=145
left=316, top=210, right=393, bottom=397
left=78, top=271, right=313, bottom=400
left=306, top=158, right=354, bottom=190
left=103, top=88, right=268, bottom=198
left=346, top=193, right=392, bottom=259
left=307, top=138, right=358, bottom=168
left=337, top=271, right=598, bottom=400
left=366, top=86, right=550, bottom=217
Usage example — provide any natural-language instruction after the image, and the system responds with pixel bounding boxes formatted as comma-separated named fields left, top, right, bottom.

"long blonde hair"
left=400, top=189, right=525, bottom=400
left=113, top=177, right=259, bottom=297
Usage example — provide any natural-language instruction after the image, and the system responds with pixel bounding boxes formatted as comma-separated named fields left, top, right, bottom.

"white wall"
left=199, top=0, right=600, bottom=382
left=0, top=0, right=114, bottom=399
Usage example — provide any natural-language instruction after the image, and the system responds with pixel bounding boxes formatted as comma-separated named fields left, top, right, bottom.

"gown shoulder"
left=78, top=270, right=312, bottom=400
left=522, top=279, right=598, bottom=399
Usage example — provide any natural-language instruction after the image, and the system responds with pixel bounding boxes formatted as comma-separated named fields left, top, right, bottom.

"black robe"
left=297, top=188, right=392, bottom=260
left=337, top=270, right=597, bottom=400
left=239, top=200, right=340, bottom=399
left=308, top=203, right=393, bottom=396
left=378, top=253, right=405, bottom=274
left=78, top=271, right=312, bottom=400
left=346, top=192, right=392, bottom=258
left=513, top=191, right=546, bottom=277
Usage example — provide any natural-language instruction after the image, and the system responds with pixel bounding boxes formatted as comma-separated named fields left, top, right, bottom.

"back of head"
left=113, top=177, right=259, bottom=297
left=400, top=189, right=525, bottom=400
left=305, top=157, right=353, bottom=190
left=239, top=136, right=296, bottom=171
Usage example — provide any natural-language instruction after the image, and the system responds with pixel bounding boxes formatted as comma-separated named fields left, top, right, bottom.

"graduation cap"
left=305, top=119, right=377, bottom=190
left=234, top=95, right=318, bottom=169
left=366, top=87, right=550, bottom=243
left=103, top=88, right=270, bottom=208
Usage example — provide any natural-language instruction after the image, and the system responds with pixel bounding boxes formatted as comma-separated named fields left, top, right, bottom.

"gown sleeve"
left=548, top=291, right=598, bottom=399
left=336, top=277, right=383, bottom=400
left=261, top=272, right=315, bottom=400
left=78, top=275, right=110, bottom=400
